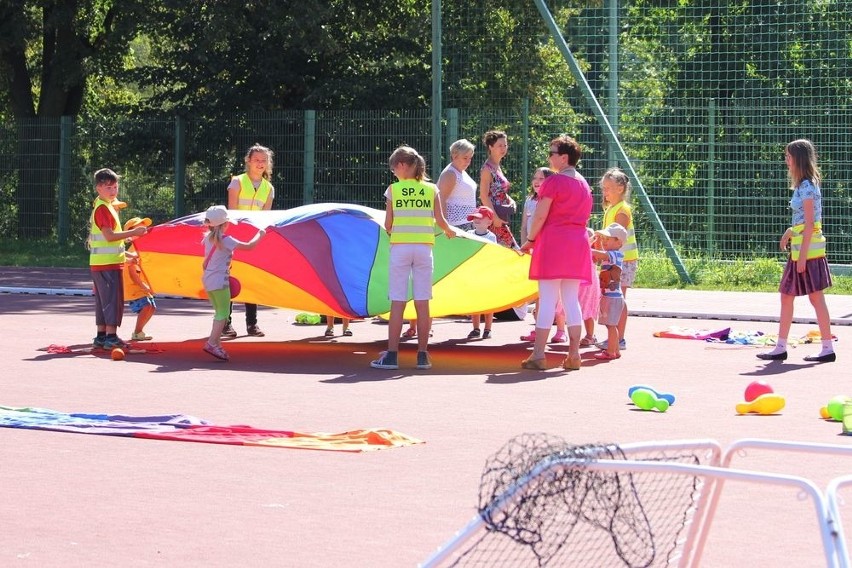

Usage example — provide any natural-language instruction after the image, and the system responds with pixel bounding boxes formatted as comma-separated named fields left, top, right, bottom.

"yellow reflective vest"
left=603, top=201, right=638, bottom=261
left=89, top=197, right=125, bottom=266
left=790, top=221, right=826, bottom=261
left=389, top=180, right=437, bottom=245
left=234, top=173, right=272, bottom=210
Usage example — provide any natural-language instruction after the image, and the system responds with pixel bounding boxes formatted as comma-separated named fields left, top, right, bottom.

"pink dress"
left=529, top=169, right=593, bottom=282
left=578, top=254, right=601, bottom=319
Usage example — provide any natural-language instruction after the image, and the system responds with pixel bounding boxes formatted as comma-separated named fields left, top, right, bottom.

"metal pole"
left=446, top=108, right=459, bottom=150
left=431, top=0, right=442, bottom=179
left=707, top=99, right=716, bottom=254
left=303, top=110, right=316, bottom=205
left=174, top=115, right=186, bottom=217
left=607, top=0, right=619, bottom=166
left=521, top=98, right=530, bottom=194
left=58, top=115, right=72, bottom=245
left=533, top=0, right=692, bottom=283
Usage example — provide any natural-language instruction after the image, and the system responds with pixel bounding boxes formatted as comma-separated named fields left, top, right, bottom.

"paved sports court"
left=1, top=268, right=850, bottom=567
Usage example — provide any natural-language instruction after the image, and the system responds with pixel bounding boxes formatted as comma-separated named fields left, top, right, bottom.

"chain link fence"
left=2, top=0, right=850, bottom=268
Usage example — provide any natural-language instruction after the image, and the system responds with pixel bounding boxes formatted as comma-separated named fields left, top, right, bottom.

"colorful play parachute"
left=133, top=203, right=536, bottom=319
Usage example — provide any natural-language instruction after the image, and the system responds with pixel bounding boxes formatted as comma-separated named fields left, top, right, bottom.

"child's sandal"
left=580, top=335, right=597, bottom=347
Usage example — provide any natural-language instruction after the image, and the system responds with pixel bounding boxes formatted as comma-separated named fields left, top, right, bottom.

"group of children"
left=88, top=145, right=271, bottom=362
left=87, top=146, right=636, bottom=366
left=515, top=165, right=636, bottom=361
left=90, top=138, right=837, bottom=368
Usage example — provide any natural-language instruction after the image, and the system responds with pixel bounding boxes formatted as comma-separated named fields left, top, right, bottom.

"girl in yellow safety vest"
left=597, top=167, right=637, bottom=352
left=224, top=144, right=275, bottom=338
left=757, top=139, right=835, bottom=363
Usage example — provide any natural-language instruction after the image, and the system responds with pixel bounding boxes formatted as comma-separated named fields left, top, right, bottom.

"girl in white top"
left=438, top=139, right=478, bottom=230
left=201, top=205, right=265, bottom=361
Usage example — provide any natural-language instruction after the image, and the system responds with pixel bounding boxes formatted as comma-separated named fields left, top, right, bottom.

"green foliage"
left=0, top=239, right=88, bottom=268
left=636, top=250, right=852, bottom=294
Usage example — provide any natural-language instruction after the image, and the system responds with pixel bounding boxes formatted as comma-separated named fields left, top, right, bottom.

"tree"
left=0, top=0, right=146, bottom=237
left=124, top=0, right=431, bottom=116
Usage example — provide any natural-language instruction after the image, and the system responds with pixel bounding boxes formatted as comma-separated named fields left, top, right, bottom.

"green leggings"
left=207, top=287, right=231, bottom=320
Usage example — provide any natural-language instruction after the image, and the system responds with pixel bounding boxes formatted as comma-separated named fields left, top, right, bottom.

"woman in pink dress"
left=519, top=135, right=593, bottom=370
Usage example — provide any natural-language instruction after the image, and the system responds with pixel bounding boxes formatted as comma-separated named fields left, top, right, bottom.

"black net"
left=446, top=433, right=705, bottom=567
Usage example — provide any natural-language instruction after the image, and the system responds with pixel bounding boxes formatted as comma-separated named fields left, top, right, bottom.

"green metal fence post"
left=57, top=115, right=73, bottom=245
left=431, top=0, right=443, bottom=179
left=533, top=0, right=692, bottom=284
left=707, top=98, right=716, bottom=254
left=521, top=98, right=530, bottom=197
left=174, top=115, right=186, bottom=217
left=446, top=108, right=459, bottom=151
left=303, top=110, right=316, bottom=205
left=607, top=0, right=619, bottom=166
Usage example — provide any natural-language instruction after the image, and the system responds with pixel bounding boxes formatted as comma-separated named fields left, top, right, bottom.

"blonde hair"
left=203, top=222, right=227, bottom=251
left=244, top=144, right=274, bottom=180
left=388, top=145, right=428, bottom=181
left=449, top=139, right=475, bottom=158
left=600, top=167, right=631, bottom=203
left=528, top=167, right=554, bottom=197
left=786, top=139, right=821, bottom=188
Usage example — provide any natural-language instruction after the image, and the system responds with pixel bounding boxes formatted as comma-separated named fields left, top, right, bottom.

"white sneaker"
left=595, top=338, right=627, bottom=350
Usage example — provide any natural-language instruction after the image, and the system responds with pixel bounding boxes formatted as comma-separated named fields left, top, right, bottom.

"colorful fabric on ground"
left=132, top=204, right=537, bottom=319
left=653, top=326, right=732, bottom=341
left=0, top=406, right=422, bottom=452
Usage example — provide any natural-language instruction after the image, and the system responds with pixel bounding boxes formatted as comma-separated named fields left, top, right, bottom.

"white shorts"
left=598, top=295, right=624, bottom=326
left=388, top=244, right=434, bottom=302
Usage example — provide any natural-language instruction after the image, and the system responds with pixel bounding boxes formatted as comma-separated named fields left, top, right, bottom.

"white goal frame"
left=420, top=438, right=851, bottom=568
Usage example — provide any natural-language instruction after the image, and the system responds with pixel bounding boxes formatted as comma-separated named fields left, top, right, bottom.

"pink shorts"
left=388, top=244, right=434, bottom=302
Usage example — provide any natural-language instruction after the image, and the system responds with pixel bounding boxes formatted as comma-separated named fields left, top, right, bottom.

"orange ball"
left=111, top=347, right=125, bottom=361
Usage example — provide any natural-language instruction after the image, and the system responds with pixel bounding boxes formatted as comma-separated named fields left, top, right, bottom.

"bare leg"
left=567, top=324, right=581, bottom=359
left=778, top=293, right=795, bottom=341
left=606, top=325, right=619, bottom=357
left=484, top=313, right=493, bottom=331
left=387, top=301, right=405, bottom=353
left=208, top=319, right=227, bottom=348
left=471, top=314, right=481, bottom=331
left=808, top=291, right=834, bottom=356
left=618, top=286, right=629, bottom=341
left=583, top=318, right=596, bottom=339
left=530, top=327, right=549, bottom=360
left=135, top=305, right=155, bottom=334
left=414, top=300, right=431, bottom=352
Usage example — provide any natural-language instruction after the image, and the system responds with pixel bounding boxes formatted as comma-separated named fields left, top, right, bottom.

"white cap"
left=204, top=205, right=233, bottom=227
left=597, top=222, right=628, bottom=245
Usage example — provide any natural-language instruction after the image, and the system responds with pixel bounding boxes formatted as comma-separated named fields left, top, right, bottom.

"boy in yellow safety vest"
left=88, top=169, right=147, bottom=350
